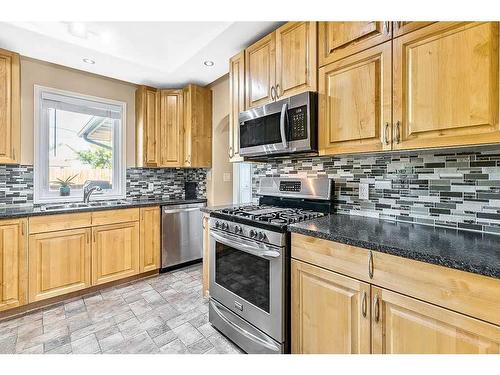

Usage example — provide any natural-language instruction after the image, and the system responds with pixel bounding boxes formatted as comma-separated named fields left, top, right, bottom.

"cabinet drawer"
left=29, top=212, right=92, bottom=233
left=91, top=208, right=140, bottom=226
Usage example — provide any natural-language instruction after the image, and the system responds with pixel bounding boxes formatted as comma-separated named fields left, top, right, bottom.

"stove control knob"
left=234, top=225, right=242, bottom=234
left=215, top=221, right=220, bottom=229
left=222, top=222, right=229, bottom=230
left=249, top=229, right=257, bottom=238
left=257, top=232, right=266, bottom=240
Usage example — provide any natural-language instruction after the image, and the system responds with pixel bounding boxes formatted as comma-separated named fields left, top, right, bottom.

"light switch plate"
left=148, top=182, right=154, bottom=191
left=359, top=183, right=369, bottom=200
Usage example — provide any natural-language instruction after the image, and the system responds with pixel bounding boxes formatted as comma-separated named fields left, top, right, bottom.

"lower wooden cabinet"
left=28, top=228, right=91, bottom=302
left=92, top=222, right=140, bottom=285
left=291, top=259, right=371, bottom=354
left=0, top=219, right=27, bottom=311
left=372, top=287, right=500, bottom=354
left=139, top=207, right=160, bottom=273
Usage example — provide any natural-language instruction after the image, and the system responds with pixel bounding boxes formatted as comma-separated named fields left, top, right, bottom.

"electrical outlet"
left=148, top=182, right=154, bottom=191
left=359, top=183, right=369, bottom=200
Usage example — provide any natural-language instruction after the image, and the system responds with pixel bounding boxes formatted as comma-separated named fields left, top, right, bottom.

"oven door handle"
left=210, top=300, right=281, bottom=352
left=279, top=102, right=288, bottom=149
left=210, top=231, right=281, bottom=259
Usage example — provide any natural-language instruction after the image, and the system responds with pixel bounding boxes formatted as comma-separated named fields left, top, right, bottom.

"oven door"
left=209, top=229, right=284, bottom=342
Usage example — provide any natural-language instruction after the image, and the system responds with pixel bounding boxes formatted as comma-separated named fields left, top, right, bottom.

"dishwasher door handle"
left=163, top=207, right=201, bottom=214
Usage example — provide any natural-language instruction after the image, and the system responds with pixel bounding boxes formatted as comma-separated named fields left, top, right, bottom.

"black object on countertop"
left=184, top=181, right=198, bottom=200
left=288, top=214, right=500, bottom=279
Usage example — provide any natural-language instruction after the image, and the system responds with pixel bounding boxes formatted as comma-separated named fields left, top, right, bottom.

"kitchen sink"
left=39, top=200, right=130, bottom=211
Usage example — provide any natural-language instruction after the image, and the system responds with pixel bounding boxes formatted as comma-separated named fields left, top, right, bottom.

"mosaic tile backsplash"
left=0, top=165, right=207, bottom=206
left=252, top=148, right=500, bottom=234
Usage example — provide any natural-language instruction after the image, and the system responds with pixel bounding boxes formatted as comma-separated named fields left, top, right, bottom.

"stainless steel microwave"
left=238, top=91, right=317, bottom=158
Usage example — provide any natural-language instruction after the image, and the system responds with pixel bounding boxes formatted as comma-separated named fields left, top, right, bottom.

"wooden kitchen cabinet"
left=275, top=21, right=317, bottom=100
left=0, top=48, right=20, bottom=165
left=160, top=89, right=184, bottom=167
left=393, top=22, right=500, bottom=150
left=92, top=222, right=140, bottom=285
left=291, top=259, right=371, bottom=354
left=392, top=21, right=435, bottom=37
left=139, top=206, right=160, bottom=273
left=245, top=32, right=276, bottom=109
left=318, top=22, right=391, bottom=67
left=0, top=219, right=27, bottom=311
left=229, top=51, right=244, bottom=162
left=136, top=86, right=160, bottom=167
left=29, top=228, right=91, bottom=302
left=319, top=41, right=392, bottom=155
left=183, top=84, right=212, bottom=168
left=371, top=287, right=500, bottom=354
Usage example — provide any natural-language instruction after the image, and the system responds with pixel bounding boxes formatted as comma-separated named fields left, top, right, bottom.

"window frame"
left=34, top=85, right=127, bottom=204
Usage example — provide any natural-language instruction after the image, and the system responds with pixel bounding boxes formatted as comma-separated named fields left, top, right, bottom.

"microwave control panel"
left=289, top=105, right=308, bottom=140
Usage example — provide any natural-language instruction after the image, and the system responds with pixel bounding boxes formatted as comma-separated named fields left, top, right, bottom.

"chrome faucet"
left=83, top=181, right=103, bottom=203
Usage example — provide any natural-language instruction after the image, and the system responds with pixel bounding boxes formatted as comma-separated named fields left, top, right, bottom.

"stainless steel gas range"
left=208, top=177, right=334, bottom=354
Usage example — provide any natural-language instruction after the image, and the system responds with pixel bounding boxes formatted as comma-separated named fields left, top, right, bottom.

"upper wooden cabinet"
left=291, top=259, right=371, bottom=354
left=275, top=22, right=317, bottom=100
left=136, top=86, right=160, bottom=167
left=372, top=287, right=500, bottom=354
left=0, top=219, right=27, bottom=311
left=0, top=49, right=21, bottom=165
left=183, top=84, right=212, bottom=168
left=160, top=89, right=184, bottom=167
left=245, top=32, right=276, bottom=109
left=318, top=22, right=392, bottom=66
left=245, top=22, right=317, bottom=109
left=393, top=22, right=500, bottom=150
left=139, top=206, right=160, bottom=273
left=229, top=51, right=245, bottom=163
left=319, top=41, right=392, bottom=155
left=392, top=21, right=435, bottom=37
left=29, top=228, right=91, bottom=302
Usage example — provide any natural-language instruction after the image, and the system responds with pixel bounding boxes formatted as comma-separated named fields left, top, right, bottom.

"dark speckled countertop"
left=0, top=198, right=207, bottom=219
left=288, top=214, right=500, bottom=279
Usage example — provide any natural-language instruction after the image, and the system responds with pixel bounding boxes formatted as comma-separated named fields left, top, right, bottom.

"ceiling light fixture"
left=68, top=22, right=88, bottom=39
left=203, top=60, right=215, bottom=67
left=83, top=58, right=95, bottom=65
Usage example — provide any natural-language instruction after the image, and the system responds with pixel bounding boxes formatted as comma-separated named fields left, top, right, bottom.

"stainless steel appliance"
left=161, top=202, right=206, bottom=270
left=238, top=91, right=317, bottom=158
left=209, top=177, right=333, bottom=354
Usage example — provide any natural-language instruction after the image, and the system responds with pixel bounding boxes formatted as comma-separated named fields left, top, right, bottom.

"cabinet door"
left=393, top=22, right=500, bottom=150
left=275, top=22, right=317, bottom=100
left=392, top=21, right=435, bottom=37
left=319, top=41, right=392, bottom=155
left=318, top=21, right=391, bottom=66
left=245, top=32, right=276, bottom=109
left=291, top=259, right=371, bottom=354
left=371, top=287, right=500, bottom=354
left=136, top=86, right=160, bottom=166
left=29, top=228, right=91, bottom=302
left=139, top=207, right=160, bottom=273
left=229, top=51, right=244, bottom=162
left=0, top=49, right=20, bottom=164
left=202, top=214, right=210, bottom=298
left=0, top=219, right=27, bottom=311
left=160, top=89, right=184, bottom=167
left=92, top=222, right=139, bottom=285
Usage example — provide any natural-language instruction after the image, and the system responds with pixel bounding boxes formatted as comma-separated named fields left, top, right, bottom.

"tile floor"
left=0, top=264, right=242, bottom=354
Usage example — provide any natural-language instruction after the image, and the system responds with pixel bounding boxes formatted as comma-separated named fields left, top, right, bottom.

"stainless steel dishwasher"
left=161, top=202, right=206, bottom=270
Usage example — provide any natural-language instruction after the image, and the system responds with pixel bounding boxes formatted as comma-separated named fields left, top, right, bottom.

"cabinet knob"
left=275, top=84, right=281, bottom=99
left=395, top=121, right=401, bottom=144
left=368, top=251, right=374, bottom=279
left=384, top=122, right=390, bottom=145
left=270, top=86, right=276, bottom=101
left=362, top=291, right=367, bottom=318
left=374, top=294, right=380, bottom=323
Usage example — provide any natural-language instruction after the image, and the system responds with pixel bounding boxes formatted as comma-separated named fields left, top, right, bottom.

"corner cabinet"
left=229, top=51, right=245, bottom=163
left=245, top=21, right=317, bottom=109
left=183, top=84, right=212, bottom=168
left=136, top=86, right=160, bottom=167
left=0, top=48, right=21, bottom=165
left=0, top=219, right=27, bottom=311
left=139, top=206, right=161, bottom=273
left=393, top=21, right=500, bottom=150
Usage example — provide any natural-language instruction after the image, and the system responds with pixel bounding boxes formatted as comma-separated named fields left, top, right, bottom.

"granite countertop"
left=288, top=214, right=500, bottom=279
left=0, top=198, right=207, bottom=219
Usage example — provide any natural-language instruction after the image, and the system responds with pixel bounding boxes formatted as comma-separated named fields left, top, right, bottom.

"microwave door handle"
left=280, top=102, right=288, bottom=149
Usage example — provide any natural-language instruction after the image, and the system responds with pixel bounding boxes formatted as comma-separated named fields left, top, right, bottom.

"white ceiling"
left=0, top=21, right=281, bottom=87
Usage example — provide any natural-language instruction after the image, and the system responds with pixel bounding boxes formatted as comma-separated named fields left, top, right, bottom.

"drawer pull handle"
left=368, top=251, right=374, bottom=279
left=374, top=294, right=380, bottom=323
left=361, top=291, right=367, bottom=318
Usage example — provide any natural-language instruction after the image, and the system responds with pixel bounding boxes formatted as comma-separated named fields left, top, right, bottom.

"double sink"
left=38, top=200, right=130, bottom=212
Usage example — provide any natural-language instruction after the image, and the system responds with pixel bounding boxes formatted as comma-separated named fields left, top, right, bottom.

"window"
left=34, top=86, right=126, bottom=203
